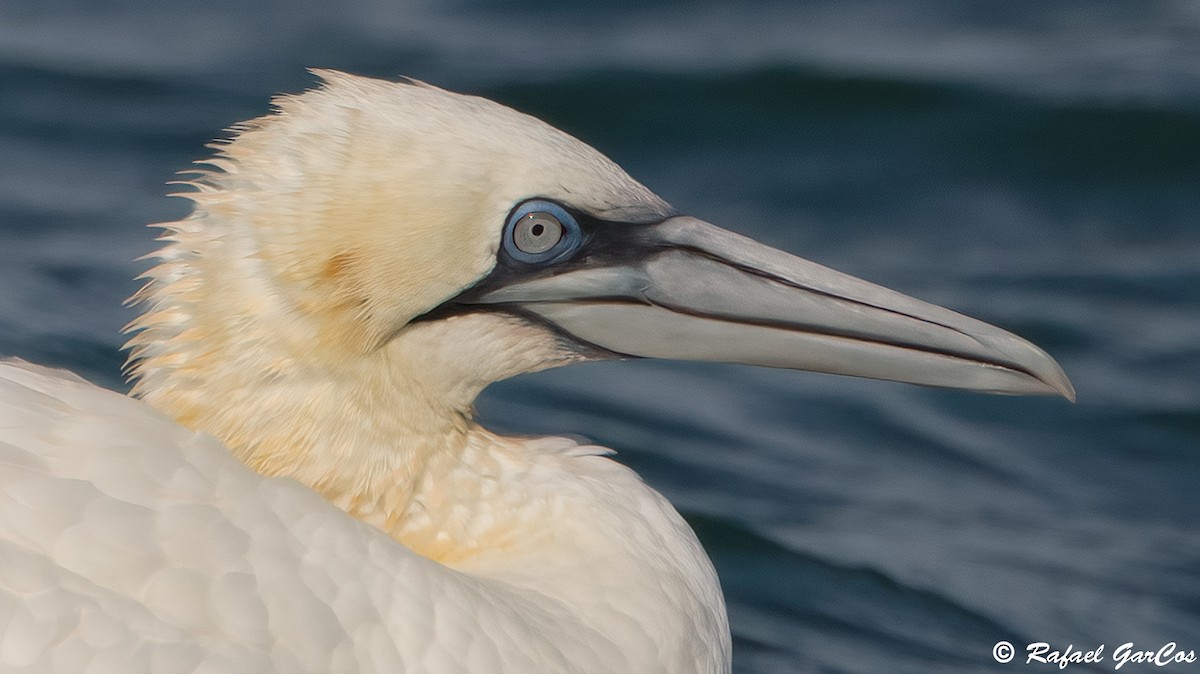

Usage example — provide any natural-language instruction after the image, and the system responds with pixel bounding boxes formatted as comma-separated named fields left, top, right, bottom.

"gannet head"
left=126, top=70, right=1072, bottom=517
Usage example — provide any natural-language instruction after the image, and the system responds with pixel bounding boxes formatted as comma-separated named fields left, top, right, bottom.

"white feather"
left=0, top=361, right=727, bottom=673
left=1, top=72, right=731, bottom=673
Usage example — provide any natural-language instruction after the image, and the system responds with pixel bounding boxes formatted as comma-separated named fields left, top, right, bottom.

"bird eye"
left=513, top=212, right=564, bottom=255
left=502, top=200, right=582, bottom=264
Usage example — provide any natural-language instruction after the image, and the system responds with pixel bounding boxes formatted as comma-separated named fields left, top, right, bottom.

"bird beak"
left=460, top=215, right=1074, bottom=400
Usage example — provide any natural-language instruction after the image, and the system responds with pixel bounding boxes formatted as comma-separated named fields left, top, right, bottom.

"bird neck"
left=131, top=328, right=469, bottom=525
left=124, top=202, right=582, bottom=557
left=124, top=207, right=730, bottom=670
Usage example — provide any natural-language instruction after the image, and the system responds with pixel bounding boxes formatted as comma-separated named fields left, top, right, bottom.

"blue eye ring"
left=501, top=199, right=583, bottom=265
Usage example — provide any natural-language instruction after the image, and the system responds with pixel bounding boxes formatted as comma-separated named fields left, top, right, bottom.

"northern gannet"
left=0, top=71, right=1073, bottom=673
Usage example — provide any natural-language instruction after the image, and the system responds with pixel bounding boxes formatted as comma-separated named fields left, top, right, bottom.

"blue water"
left=2, top=1, right=1198, bottom=672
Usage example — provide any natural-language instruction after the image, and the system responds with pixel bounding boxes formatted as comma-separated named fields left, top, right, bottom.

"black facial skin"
left=406, top=201, right=677, bottom=359
left=414, top=202, right=674, bottom=318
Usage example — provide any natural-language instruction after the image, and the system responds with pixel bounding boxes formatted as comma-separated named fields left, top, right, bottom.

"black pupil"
left=531, top=223, right=545, bottom=236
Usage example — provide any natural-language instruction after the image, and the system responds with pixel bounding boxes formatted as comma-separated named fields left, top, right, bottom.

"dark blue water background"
left=1, top=1, right=1198, bottom=672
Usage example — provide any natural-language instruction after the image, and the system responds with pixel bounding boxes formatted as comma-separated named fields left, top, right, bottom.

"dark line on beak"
left=511, top=295, right=1055, bottom=390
